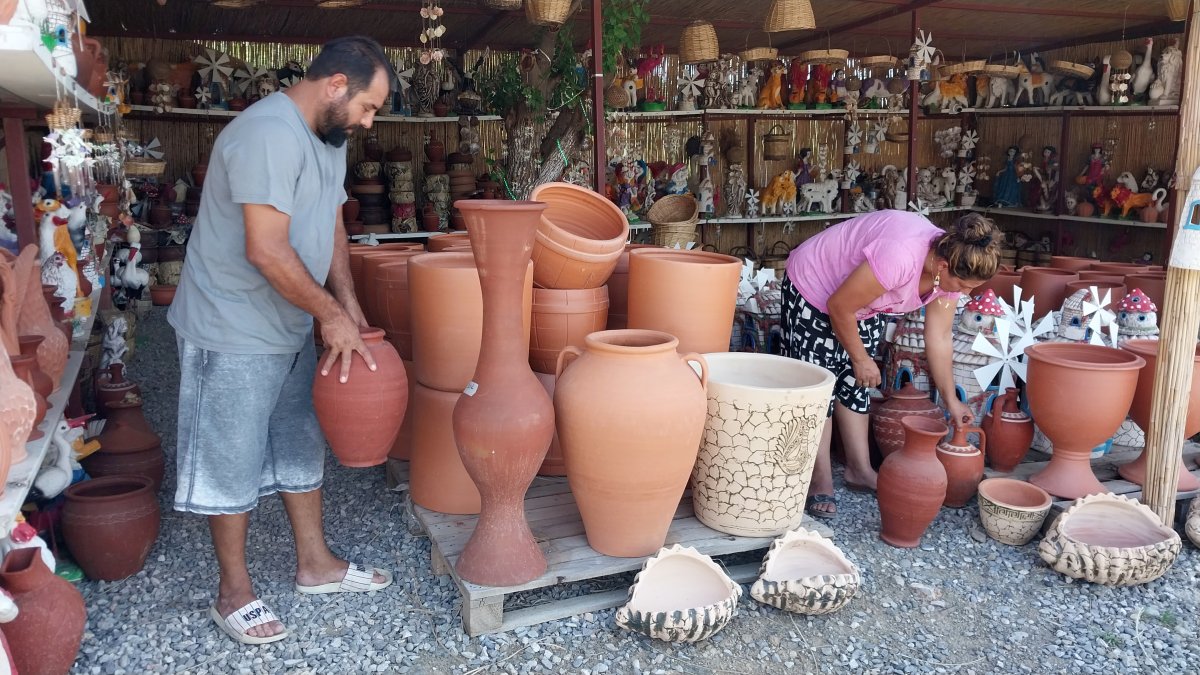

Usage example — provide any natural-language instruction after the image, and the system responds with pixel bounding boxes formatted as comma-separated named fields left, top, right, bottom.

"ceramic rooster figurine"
left=30, top=416, right=96, bottom=501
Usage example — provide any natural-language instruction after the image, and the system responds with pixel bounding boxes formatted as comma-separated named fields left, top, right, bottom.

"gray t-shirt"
left=168, top=92, right=347, bottom=354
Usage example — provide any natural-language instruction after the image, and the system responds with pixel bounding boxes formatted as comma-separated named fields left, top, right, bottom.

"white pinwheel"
left=961, top=129, right=979, bottom=152
left=232, top=68, right=255, bottom=96
left=195, top=49, right=233, bottom=85
left=279, top=75, right=301, bottom=89
left=395, top=62, right=414, bottom=93
left=907, top=200, right=931, bottom=216
left=913, top=30, right=936, bottom=68
left=194, top=86, right=212, bottom=108
left=971, top=318, right=1030, bottom=391
left=844, top=160, right=862, bottom=184
left=846, top=122, right=863, bottom=149
left=678, top=71, right=705, bottom=99
left=1080, top=285, right=1119, bottom=346
left=143, top=137, right=164, bottom=160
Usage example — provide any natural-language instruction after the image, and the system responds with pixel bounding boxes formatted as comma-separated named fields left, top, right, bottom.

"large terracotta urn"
left=1123, top=272, right=1167, bottom=312
left=529, top=182, right=629, bottom=290
left=691, top=352, right=835, bottom=536
left=1018, top=267, right=1078, bottom=317
left=529, top=286, right=609, bottom=374
left=372, top=259, right=422, bottom=360
left=1117, top=339, right=1200, bottom=491
left=361, top=249, right=423, bottom=334
left=348, top=243, right=423, bottom=310
left=936, top=424, right=985, bottom=508
left=627, top=249, right=741, bottom=354
left=86, top=397, right=165, bottom=489
left=871, top=382, right=944, bottom=458
left=606, top=244, right=659, bottom=330
left=1049, top=256, right=1096, bottom=272
left=409, top=383, right=481, bottom=514
left=62, top=475, right=160, bottom=581
left=555, top=330, right=708, bottom=557
left=451, top=201, right=555, bottom=587
left=877, top=416, right=949, bottom=548
left=0, top=548, right=86, bottom=675
left=312, top=327, right=408, bottom=467
left=974, top=270, right=1021, bottom=306
left=388, top=359, right=417, bottom=461
left=981, top=387, right=1033, bottom=472
left=1025, top=343, right=1144, bottom=498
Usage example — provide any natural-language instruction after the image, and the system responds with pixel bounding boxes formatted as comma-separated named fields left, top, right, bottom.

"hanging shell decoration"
left=750, top=529, right=860, bottom=615
left=1186, top=497, right=1200, bottom=548
left=615, top=545, right=740, bottom=643
left=1038, top=493, right=1181, bottom=587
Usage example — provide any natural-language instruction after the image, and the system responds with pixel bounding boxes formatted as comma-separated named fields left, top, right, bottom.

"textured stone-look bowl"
left=750, top=528, right=860, bottom=615
left=1186, top=498, right=1200, bottom=548
left=615, top=545, right=740, bottom=642
left=1039, top=493, right=1181, bottom=586
left=977, top=478, right=1052, bottom=546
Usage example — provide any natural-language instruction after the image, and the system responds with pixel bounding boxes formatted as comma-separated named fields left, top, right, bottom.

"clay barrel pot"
left=149, top=284, right=177, bottom=306
left=0, top=548, right=87, bottom=675
left=626, top=249, right=741, bottom=354
left=342, top=196, right=360, bottom=223
left=1064, top=280, right=1125, bottom=308
left=974, top=270, right=1020, bottom=306
left=372, top=255, right=424, bottom=361
left=312, top=327, right=408, bottom=468
left=388, top=359, right=418, bottom=461
left=555, top=329, right=708, bottom=557
left=1076, top=271, right=1125, bottom=284
left=9, top=355, right=46, bottom=438
left=871, top=382, right=944, bottom=459
left=441, top=244, right=473, bottom=252
left=82, top=446, right=166, bottom=490
left=1018, top=267, right=1078, bottom=317
left=98, top=394, right=157, bottom=436
left=981, top=387, right=1034, bottom=473
left=529, top=286, right=610, bottom=374
left=96, top=363, right=141, bottom=416
left=1024, top=343, right=1144, bottom=499
left=976, top=478, right=1052, bottom=546
left=427, top=232, right=471, bottom=252
left=1117, top=339, right=1200, bottom=491
left=1089, top=262, right=1150, bottom=275
left=409, top=383, right=481, bottom=514
left=1049, top=256, right=1097, bottom=272
left=877, top=416, right=949, bottom=548
left=348, top=243, right=424, bottom=309
left=936, top=424, right=985, bottom=508
left=529, top=182, right=630, bottom=290
left=606, top=244, right=659, bottom=331
left=535, top=371, right=566, bottom=476
left=16, top=336, right=52, bottom=398
left=407, top=253, right=532, bottom=392
left=62, top=475, right=160, bottom=581
left=691, top=352, right=836, bottom=537
left=1123, top=272, right=1167, bottom=312
left=361, top=250, right=423, bottom=330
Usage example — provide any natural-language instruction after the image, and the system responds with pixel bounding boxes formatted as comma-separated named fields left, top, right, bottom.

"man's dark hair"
left=307, top=36, right=395, bottom=97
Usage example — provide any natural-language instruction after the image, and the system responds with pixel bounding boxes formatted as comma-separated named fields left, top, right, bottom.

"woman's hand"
left=946, top=398, right=973, bottom=428
left=851, top=356, right=881, bottom=389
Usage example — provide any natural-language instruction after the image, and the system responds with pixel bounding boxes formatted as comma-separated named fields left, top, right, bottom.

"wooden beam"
left=778, top=0, right=945, bottom=50
left=457, top=11, right=511, bottom=50
left=1027, top=20, right=1184, bottom=55
left=2, top=116, right=35, bottom=249
left=924, top=2, right=1162, bottom=20
left=905, top=8, right=919, bottom=201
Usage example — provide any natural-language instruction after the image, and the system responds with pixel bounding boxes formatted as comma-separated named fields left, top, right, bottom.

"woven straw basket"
left=763, top=0, right=816, bottom=32
left=859, top=55, right=899, bottom=69
left=741, top=47, right=779, bottom=63
left=124, top=158, right=167, bottom=177
left=982, top=64, right=1021, bottom=79
left=647, top=194, right=700, bottom=248
left=799, top=49, right=849, bottom=66
left=526, top=0, right=573, bottom=27
left=1048, top=60, right=1094, bottom=79
left=762, top=125, right=791, bottom=161
left=680, top=20, right=719, bottom=64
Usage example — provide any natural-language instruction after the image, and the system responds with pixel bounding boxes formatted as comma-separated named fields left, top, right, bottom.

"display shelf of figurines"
left=125, top=104, right=501, bottom=124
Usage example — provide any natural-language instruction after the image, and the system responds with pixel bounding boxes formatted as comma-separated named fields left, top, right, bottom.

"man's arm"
left=327, top=208, right=366, bottom=327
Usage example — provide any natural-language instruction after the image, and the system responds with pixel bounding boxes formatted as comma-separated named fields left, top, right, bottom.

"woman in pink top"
left=783, top=211, right=1001, bottom=518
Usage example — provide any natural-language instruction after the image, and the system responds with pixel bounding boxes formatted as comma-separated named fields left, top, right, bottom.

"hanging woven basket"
left=480, top=0, right=522, bottom=9
left=679, top=20, right=719, bottom=64
left=1048, top=60, right=1094, bottom=80
left=762, top=125, right=791, bottom=160
left=763, top=0, right=816, bottom=33
left=526, top=0, right=574, bottom=28
left=740, top=47, right=779, bottom=63
left=799, top=49, right=848, bottom=66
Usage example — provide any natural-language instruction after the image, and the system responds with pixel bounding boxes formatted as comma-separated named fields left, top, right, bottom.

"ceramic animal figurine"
left=1116, top=289, right=1158, bottom=341
left=1015, top=54, right=1054, bottom=106
left=1132, top=38, right=1155, bottom=99
left=984, top=74, right=1015, bottom=108
left=100, top=316, right=129, bottom=369
left=1151, top=38, right=1183, bottom=106
left=922, top=72, right=969, bottom=112
left=757, top=63, right=785, bottom=109
left=800, top=177, right=838, bottom=213
left=760, top=172, right=796, bottom=216
left=736, top=68, right=761, bottom=108
left=788, top=58, right=807, bottom=107
left=1096, top=56, right=1112, bottom=106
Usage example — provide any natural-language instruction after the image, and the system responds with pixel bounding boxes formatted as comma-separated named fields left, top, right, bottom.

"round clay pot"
left=877, top=416, right=949, bottom=548
left=871, top=382, right=944, bottom=459
left=449, top=210, right=466, bottom=231
left=1064, top=280, right=1125, bottom=307
left=1077, top=271, right=1125, bottom=284
left=344, top=220, right=365, bottom=236
left=1123, top=272, right=1167, bottom=311
left=9, top=355, right=46, bottom=436
left=1089, top=262, right=1150, bottom=275
left=977, top=478, right=1052, bottom=546
left=529, top=286, right=610, bottom=374
left=528, top=182, right=630, bottom=290
left=627, top=249, right=742, bottom=354
left=432, top=100, right=451, bottom=117
left=973, top=270, right=1020, bottom=306
left=62, top=475, right=160, bottom=581
left=1018, top=267, right=1078, bottom=316
left=1117, top=339, right=1200, bottom=491
left=1075, top=202, right=1095, bottom=217
left=1025, top=343, right=1144, bottom=498
left=425, top=138, right=446, bottom=162
left=388, top=359, right=417, bottom=461
left=82, top=446, right=166, bottom=490
left=691, top=352, right=836, bottom=537
left=313, top=327, right=408, bottom=468
left=1039, top=493, right=1181, bottom=586
left=228, top=97, right=248, bottom=111
left=1049, top=256, right=1096, bottom=272
left=366, top=253, right=424, bottom=359
left=98, top=393, right=157, bottom=438
left=360, top=250, right=424, bottom=329
left=409, top=382, right=481, bottom=514
left=0, top=548, right=86, bottom=675
left=936, top=424, right=985, bottom=508
left=149, top=284, right=177, bottom=306
left=606, top=244, right=660, bottom=330
left=535, top=371, right=565, bottom=476
left=407, top=253, right=532, bottom=392
left=555, top=329, right=708, bottom=557
left=426, top=232, right=471, bottom=252
left=981, top=387, right=1034, bottom=472
left=16, top=336, right=52, bottom=398
left=150, top=200, right=173, bottom=228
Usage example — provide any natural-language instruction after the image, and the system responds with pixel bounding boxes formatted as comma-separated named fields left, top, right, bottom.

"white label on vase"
left=463, top=381, right=479, bottom=396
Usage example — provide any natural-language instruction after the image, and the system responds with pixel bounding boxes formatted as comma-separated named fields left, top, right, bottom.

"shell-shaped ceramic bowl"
left=1186, top=497, right=1200, bottom=548
left=615, top=544, right=740, bottom=643
left=749, top=528, right=859, bottom=615
left=1039, top=493, right=1181, bottom=586
left=977, top=478, right=1052, bottom=546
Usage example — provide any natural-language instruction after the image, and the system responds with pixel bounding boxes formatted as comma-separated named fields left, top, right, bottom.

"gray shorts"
left=174, top=334, right=326, bottom=515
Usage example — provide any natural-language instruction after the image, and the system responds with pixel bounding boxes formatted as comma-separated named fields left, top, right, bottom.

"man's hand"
left=319, top=310, right=377, bottom=384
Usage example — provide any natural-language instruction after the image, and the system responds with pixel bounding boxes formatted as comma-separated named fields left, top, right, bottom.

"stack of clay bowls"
left=447, top=152, right=476, bottom=231
left=352, top=157, right=388, bottom=233
left=385, top=144, right=417, bottom=233
left=422, top=135, right=450, bottom=232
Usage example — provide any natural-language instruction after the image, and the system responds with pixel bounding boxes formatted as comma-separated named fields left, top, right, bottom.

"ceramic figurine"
left=1095, top=55, right=1112, bottom=106
left=952, top=290, right=1005, bottom=423
left=983, top=72, right=1016, bottom=108
left=1132, top=38, right=1155, bottom=99
left=1116, top=289, right=1158, bottom=341
left=1151, top=38, right=1183, bottom=106
left=677, top=71, right=703, bottom=111
left=745, top=189, right=760, bottom=218
left=1015, top=54, right=1054, bottom=106
left=993, top=145, right=1022, bottom=207
left=799, top=176, right=838, bottom=213
left=725, top=164, right=747, bottom=218
left=697, top=175, right=715, bottom=216
left=761, top=171, right=797, bottom=216
left=757, top=62, right=785, bottom=109
left=100, top=316, right=129, bottom=369
left=735, top=68, right=761, bottom=108
left=120, top=227, right=150, bottom=298
left=788, top=58, right=807, bottom=108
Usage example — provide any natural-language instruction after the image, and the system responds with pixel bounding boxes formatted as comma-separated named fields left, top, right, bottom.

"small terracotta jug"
left=871, top=382, right=944, bottom=459
left=936, top=424, right=985, bottom=508
left=0, top=548, right=86, bottom=675
left=981, top=388, right=1033, bottom=472
left=877, top=416, right=948, bottom=548
left=425, top=137, right=446, bottom=162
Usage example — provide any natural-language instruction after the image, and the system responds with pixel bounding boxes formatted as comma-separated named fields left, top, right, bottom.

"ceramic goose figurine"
left=1096, top=56, right=1112, bottom=106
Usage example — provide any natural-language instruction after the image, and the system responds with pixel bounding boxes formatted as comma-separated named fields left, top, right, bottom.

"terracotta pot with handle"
left=877, top=416, right=949, bottom=548
left=936, top=424, right=985, bottom=508
left=981, top=387, right=1033, bottom=472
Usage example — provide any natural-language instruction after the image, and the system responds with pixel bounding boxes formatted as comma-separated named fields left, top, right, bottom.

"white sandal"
left=295, top=563, right=393, bottom=595
left=208, top=599, right=289, bottom=645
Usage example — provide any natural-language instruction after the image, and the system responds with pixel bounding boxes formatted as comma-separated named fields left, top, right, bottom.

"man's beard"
left=318, top=97, right=354, bottom=148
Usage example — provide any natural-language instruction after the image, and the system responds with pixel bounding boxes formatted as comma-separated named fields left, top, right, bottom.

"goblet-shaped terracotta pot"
left=1117, top=339, right=1200, bottom=491
left=1064, top=280, right=1126, bottom=308
left=1025, top=343, right=1144, bottom=498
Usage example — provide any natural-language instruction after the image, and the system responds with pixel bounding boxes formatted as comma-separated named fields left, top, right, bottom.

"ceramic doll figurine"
left=794, top=148, right=815, bottom=191
left=666, top=163, right=689, bottom=195
left=992, top=145, right=1022, bottom=207
left=1077, top=143, right=1106, bottom=188
left=1116, top=289, right=1159, bottom=341
left=725, top=164, right=747, bottom=218
left=829, top=69, right=846, bottom=105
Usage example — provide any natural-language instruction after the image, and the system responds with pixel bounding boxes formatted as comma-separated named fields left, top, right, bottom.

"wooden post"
left=905, top=8, right=920, bottom=201
left=1144, top=3, right=1199, bottom=523
left=2, top=115, right=35, bottom=249
left=591, top=0, right=606, bottom=196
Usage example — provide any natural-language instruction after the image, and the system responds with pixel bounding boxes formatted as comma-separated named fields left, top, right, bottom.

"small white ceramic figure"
left=1116, top=289, right=1159, bottom=341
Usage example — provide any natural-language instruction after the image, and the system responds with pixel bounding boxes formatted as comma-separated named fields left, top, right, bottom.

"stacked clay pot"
left=348, top=243, right=423, bottom=316
left=446, top=152, right=476, bottom=230
left=423, top=136, right=450, bottom=231
left=1117, top=339, right=1200, bottom=492
left=352, top=153, right=388, bottom=231
left=606, top=244, right=659, bottom=330
left=343, top=191, right=363, bottom=235
left=62, top=475, right=161, bottom=581
left=1018, top=267, right=1078, bottom=317
left=364, top=250, right=425, bottom=461
left=626, top=248, right=741, bottom=354
left=385, top=145, right=417, bottom=233
left=84, top=394, right=166, bottom=489
left=1123, top=271, right=1166, bottom=311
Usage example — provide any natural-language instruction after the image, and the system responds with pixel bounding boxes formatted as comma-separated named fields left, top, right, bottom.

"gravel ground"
left=70, top=308, right=1200, bottom=675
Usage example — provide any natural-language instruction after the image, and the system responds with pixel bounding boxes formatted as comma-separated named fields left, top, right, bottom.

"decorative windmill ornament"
left=908, top=29, right=936, bottom=80
left=195, top=49, right=234, bottom=86
left=194, top=86, right=212, bottom=109
left=678, top=71, right=705, bottom=109
left=1080, top=285, right=1119, bottom=345
left=142, top=138, right=164, bottom=160
left=960, top=129, right=979, bottom=157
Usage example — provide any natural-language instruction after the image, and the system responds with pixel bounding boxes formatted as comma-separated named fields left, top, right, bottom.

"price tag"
left=463, top=381, right=479, bottom=397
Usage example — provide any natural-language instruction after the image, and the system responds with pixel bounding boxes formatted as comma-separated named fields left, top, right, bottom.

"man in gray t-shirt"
left=168, top=36, right=394, bottom=646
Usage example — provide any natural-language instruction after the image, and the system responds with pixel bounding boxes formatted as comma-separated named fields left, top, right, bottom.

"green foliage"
left=602, top=0, right=650, bottom=76
left=481, top=52, right=544, bottom=116
left=548, top=26, right=587, bottom=113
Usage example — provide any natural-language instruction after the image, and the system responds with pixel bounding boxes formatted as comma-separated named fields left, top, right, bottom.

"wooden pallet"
left=409, top=477, right=833, bottom=636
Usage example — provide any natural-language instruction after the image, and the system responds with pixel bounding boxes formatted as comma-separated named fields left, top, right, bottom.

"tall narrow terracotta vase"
left=877, top=416, right=948, bottom=548
left=451, top=200, right=554, bottom=587
left=1117, top=339, right=1200, bottom=491
left=16, top=335, right=52, bottom=398
left=14, top=245, right=68, bottom=385
left=0, top=548, right=86, bottom=675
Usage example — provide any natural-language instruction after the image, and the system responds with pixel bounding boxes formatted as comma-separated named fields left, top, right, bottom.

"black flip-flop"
left=805, top=493, right=837, bottom=520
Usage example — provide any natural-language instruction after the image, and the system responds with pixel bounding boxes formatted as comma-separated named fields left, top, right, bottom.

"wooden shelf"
left=126, top=104, right=500, bottom=123
left=606, top=107, right=892, bottom=121
left=972, top=206, right=1167, bottom=229
left=0, top=43, right=103, bottom=115
left=958, top=105, right=1180, bottom=117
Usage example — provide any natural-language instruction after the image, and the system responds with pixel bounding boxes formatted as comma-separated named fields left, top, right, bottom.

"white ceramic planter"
left=691, top=353, right=835, bottom=537
left=1039, top=493, right=1181, bottom=586
left=615, top=545, right=740, bottom=643
left=750, top=528, right=860, bottom=615
left=977, top=478, right=1051, bottom=546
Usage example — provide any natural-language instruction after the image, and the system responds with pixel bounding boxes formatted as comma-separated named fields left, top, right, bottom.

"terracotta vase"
left=1049, top=256, right=1096, bottom=272
left=1123, top=273, right=1167, bottom=312
left=534, top=371, right=566, bottom=476
left=529, top=286, right=610, bottom=374
left=96, top=363, right=142, bottom=416
left=627, top=249, right=742, bottom=354
left=981, top=387, right=1034, bottom=472
left=9, top=355, right=46, bottom=438
left=0, top=259, right=34, bottom=466
left=0, top=548, right=86, bottom=675
left=1075, top=202, right=1095, bottom=217
left=426, top=232, right=471, bottom=252
left=409, top=383, right=481, bottom=514
left=555, top=330, right=708, bottom=557
left=83, top=446, right=166, bottom=490
left=388, top=359, right=417, bottom=461
left=606, top=244, right=659, bottom=330
left=421, top=210, right=442, bottom=232
left=529, top=182, right=630, bottom=290
left=16, top=335, right=51, bottom=398
left=1117, top=339, right=1200, bottom=491
left=313, top=328, right=408, bottom=468
left=14, top=247, right=68, bottom=384
left=370, top=254, right=424, bottom=360
left=450, top=201, right=555, bottom=587
left=1064, top=280, right=1125, bottom=307
left=361, top=250, right=423, bottom=329
left=936, top=424, right=985, bottom=508
left=871, top=382, right=944, bottom=459
left=974, top=270, right=1020, bottom=306
left=1089, top=262, right=1150, bottom=275
left=1018, top=267, right=1078, bottom=317
left=425, top=138, right=446, bottom=162
left=877, top=416, right=949, bottom=548
left=62, top=475, right=160, bottom=581
left=1025, top=343, right=1144, bottom=498
left=342, top=195, right=360, bottom=223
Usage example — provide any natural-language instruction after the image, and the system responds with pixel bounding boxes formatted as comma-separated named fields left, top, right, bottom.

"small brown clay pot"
left=871, top=382, right=944, bottom=458
left=62, top=475, right=160, bottom=581
left=149, top=285, right=176, bottom=306
left=936, top=424, right=985, bottom=508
